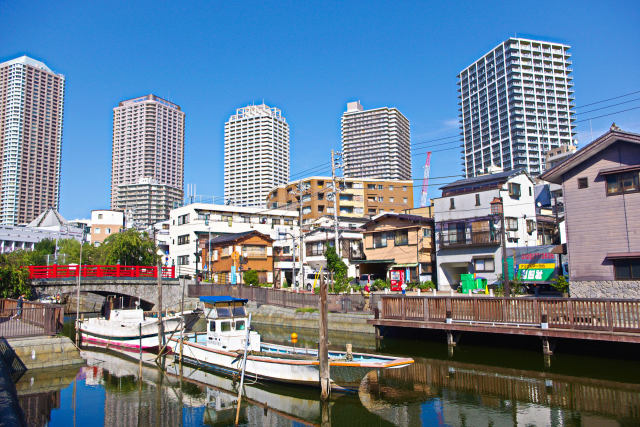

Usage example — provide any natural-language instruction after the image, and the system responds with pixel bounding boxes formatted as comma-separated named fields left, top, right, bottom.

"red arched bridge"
left=27, top=265, right=180, bottom=310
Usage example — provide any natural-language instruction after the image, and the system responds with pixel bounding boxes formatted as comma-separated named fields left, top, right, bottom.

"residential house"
left=359, top=214, right=435, bottom=283
left=202, top=231, right=274, bottom=285
left=541, top=125, right=640, bottom=298
left=434, top=169, right=537, bottom=291
left=304, top=216, right=367, bottom=279
left=168, top=203, right=299, bottom=285
left=90, top=210, right=124, bottom=245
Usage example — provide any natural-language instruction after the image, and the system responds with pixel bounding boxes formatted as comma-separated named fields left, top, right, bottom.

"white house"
left=433, top=169, right=537, bottom=290
left=303, top=216, right=366, bottom=288
left=168, top=203, right=300, bottom=285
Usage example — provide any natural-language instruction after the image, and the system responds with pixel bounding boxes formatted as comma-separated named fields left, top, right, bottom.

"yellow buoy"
left=290, top=332, right=298, bottom=340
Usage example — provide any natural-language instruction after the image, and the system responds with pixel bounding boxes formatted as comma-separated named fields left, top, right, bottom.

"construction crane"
left=420, top=151, right=432, bottom=208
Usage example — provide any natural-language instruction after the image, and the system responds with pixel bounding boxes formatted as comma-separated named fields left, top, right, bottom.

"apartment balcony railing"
left=438, top=231, right=500, bottom=249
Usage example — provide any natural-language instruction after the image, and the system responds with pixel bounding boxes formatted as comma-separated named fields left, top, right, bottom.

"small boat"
left=79, top=300, right=197, bottom=351
left=167, top=296, right=413, bottom=390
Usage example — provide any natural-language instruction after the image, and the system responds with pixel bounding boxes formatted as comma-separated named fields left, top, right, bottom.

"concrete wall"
left=570, top=280, right=640, bottom=299
left=6, top=336, right=83, bottom=370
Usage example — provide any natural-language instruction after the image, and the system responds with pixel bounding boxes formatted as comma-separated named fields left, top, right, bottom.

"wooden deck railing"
left=380, top=296, right=640, bottom=332
left=0, top=299, right=64, bottom=337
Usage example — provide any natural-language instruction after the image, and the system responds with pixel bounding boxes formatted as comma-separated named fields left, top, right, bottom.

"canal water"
left=14, top=321, right=640, bottom=426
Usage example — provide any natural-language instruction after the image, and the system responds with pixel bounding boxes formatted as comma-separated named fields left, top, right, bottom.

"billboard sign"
left=508, top=246, right=558, bottom=282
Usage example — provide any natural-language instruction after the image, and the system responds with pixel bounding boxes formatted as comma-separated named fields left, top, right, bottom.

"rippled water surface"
left=15, top=322, right=640, bottom=426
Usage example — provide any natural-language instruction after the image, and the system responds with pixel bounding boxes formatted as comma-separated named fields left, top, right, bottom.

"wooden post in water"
left=156, top=254, right=165, bottom=350
left=319, top=272, right=330, bottom=399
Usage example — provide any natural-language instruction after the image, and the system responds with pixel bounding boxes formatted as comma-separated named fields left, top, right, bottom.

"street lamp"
left=491, top=197, right=510, bottom=297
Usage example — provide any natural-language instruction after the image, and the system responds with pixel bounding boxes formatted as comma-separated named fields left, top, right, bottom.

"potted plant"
left=551, top=275, right=570, bottom=297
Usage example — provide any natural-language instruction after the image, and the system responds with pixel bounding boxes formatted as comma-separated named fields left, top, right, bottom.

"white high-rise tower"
left=458, top=38, right=575, bottom=177
left=0, top=56, right=65, bottom=225
left=341, top=101, right=411, bottom=180
left=224, top=104, right=290, bottom=208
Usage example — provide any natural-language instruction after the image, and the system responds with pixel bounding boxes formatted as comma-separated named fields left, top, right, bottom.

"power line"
left=575, top=105, right=640, bottom=123
left=574, top=89, right=640, bottom=109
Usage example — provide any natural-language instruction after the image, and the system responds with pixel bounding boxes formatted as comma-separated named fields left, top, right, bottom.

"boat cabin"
left=200, top=296, right=260, bottom=352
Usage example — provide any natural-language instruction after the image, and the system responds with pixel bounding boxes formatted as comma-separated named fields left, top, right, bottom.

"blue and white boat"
left=167, top=296, right=413, bottom=390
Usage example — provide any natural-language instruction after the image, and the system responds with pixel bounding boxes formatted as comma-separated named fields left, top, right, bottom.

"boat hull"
left=168, top=335, right=413, bottom=390
left=80, top=317, right=182, bottom=352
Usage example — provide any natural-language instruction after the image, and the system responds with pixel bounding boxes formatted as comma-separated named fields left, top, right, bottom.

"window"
left=243, top=245, right=266, bottom=258
left=389, top=185, right=394, bottom=191
left=475, top=194, right=480, bottom=206
left=526, top=219, right=536, bottom=234
left=220, top=321, right=231, bottom=332
left=308, top=242, right=325, bottom=256
left=613, top=258, right=640, bottom=280
left=198, top=213, right=210, bottom=221
left=302, top=194, right=311, bottom=202
left=450, top=198, right=455, bottom=209
left=98, top=214, right=103, bottom=219
left=177, top=255, right=189, bottom=265
left=302, top=207, right=311, bottom=215
left=272, top=218, right=281, bottom=225
left=403, top=198, right=408, bottom=203
left=529, top=187, right=532, bottom=196
left=94, top=227, right=101, bottom=233
left=378, top=185, right=384, bottom=190
left=394, top=230, right=408, bottom=246
left=474, top=258, right=495, bottom=272
left=423, top=228, right=432, bottom=238
left=106, top=228, right=111, bottom=234
left=606, top=172, right=640, bottom=195
left=389, top=197, right=395, bottom=203
left=284, top=219, right=293, bottom=226
left=209, top=321, right=216, bottom=332
left=508, top=182, right=521, bottom=198
left=235, top=320, right=246, bottom=330
left=578, top=177, right=588, bottom=189
left=378, top=196, right=384, bottom=202
left=373, top=232, right=387, bottom=248
left=222, top=214, right=232, bottom=223
left=177, top=214, right=190, bottom=225
left=505, top=217, right=518, bottom=231
left=403, top=186, right=407, bottom=191
left=367, top=184, right=376, bottom=190
left=178, top=234, right=190, bottom=245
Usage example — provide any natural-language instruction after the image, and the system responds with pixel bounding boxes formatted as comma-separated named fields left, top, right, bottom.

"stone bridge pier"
left=31, top=278, right=185, bottom=311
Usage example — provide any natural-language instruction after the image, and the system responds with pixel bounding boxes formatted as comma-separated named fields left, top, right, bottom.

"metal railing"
left=380, top=296, right=640, bottom=332
left=439, top=230, right=500, bottom=248
left=0, top=299, right=64, bottom=338
left=28, top=265, right=175, bottom=279
left=189, top=284, right=368, bottom=313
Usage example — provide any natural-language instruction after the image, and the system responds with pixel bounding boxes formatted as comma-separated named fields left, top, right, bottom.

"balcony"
left=439, top=230, right=500, bottom=249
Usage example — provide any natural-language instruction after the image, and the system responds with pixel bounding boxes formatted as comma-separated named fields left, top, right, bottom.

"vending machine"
left=390, top=269, right=405, bottom=291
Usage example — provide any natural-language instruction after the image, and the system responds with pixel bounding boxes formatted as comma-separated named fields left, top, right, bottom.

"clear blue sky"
left=1, top=1, right=639, bottom=220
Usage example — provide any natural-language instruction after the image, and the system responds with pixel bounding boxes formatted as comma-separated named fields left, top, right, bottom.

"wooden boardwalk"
left=369, top=296, right=640, bottom=344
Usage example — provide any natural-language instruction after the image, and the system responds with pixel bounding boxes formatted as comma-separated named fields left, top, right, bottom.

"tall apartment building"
left=224, top=103, right=290, bottom=208
left=111, top=94, right=184, bottom=227
left=458, top=38, right=575, bottom=178
left=0, top=56, right=65, bottom=225
left=267, top=176, right=414, bottom=223
left=341, top=101, right=411, bottom=180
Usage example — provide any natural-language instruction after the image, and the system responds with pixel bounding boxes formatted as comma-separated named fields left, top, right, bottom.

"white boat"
left=167, top=296, right=413, bottom=391
left=79, top=305, right=187, bottom=352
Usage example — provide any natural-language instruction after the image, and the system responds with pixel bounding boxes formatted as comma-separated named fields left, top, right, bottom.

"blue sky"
left=1, top=1, right=639, bottom=220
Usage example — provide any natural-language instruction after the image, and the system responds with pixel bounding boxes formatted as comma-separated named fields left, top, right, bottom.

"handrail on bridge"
left=28, top=265, right=175, bottom=280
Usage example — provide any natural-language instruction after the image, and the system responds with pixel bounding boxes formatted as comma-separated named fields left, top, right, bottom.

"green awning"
left=352, top=259, right=395, bottom=264
left=390, top=263, right=418, bottom=268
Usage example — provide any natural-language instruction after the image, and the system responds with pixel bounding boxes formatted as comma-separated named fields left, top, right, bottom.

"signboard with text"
left=508, top=246, right=558, bottom=282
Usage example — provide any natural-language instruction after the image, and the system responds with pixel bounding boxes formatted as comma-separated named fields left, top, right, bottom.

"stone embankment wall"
left=246, top=301, right=375, bottom=334
left=570, top=281, right=640, bottom=299
left=5, top=337, right=83, bottom=370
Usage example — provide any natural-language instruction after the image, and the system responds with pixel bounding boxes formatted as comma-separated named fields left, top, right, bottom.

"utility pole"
left=154, top=228, right=165, bottom=349
left=500, top=198, right=511, bottom=297
left=318, top=270, right=330, bottom=399
left=330, top=150, right=342, bottom=256
left=289, top=181, right=309, bottom=290
left=75, top=227, right=87, bottom=346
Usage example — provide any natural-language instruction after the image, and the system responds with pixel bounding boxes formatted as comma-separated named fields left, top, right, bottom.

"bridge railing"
left=0, top=299, right=64, bottom=337
left=380, top=296, right=640, bottom=332
left=28, top=265, right=175, bottom=280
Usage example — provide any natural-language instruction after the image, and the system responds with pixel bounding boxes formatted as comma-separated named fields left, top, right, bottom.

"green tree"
left=324, top=245, right=348, bottom=292
left=243, top=269, right=259, bottom=286
left=0, top=264, right=31, bottom=298
left=101, top=229, right=158, bottom=266
left=34, top=238, right=56, bottom=254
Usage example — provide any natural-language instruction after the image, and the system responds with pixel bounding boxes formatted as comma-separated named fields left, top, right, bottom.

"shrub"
left=551, top=275, right=569, bottom=294
left=418, top=281, right=436, bottom=290
left=371, top=278, right=389, bottom=291
left=295, top=307, right=318, bottom=313
left=243, top=270, right=259, bottom=286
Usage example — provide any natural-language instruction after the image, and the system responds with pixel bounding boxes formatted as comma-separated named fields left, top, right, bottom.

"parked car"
left=359, top=273, right=383, bottom=287
left=304, top=272, right=332, bottom=291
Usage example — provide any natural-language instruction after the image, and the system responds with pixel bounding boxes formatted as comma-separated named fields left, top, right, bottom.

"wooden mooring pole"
left=319, top=272, right=330, bottom=400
